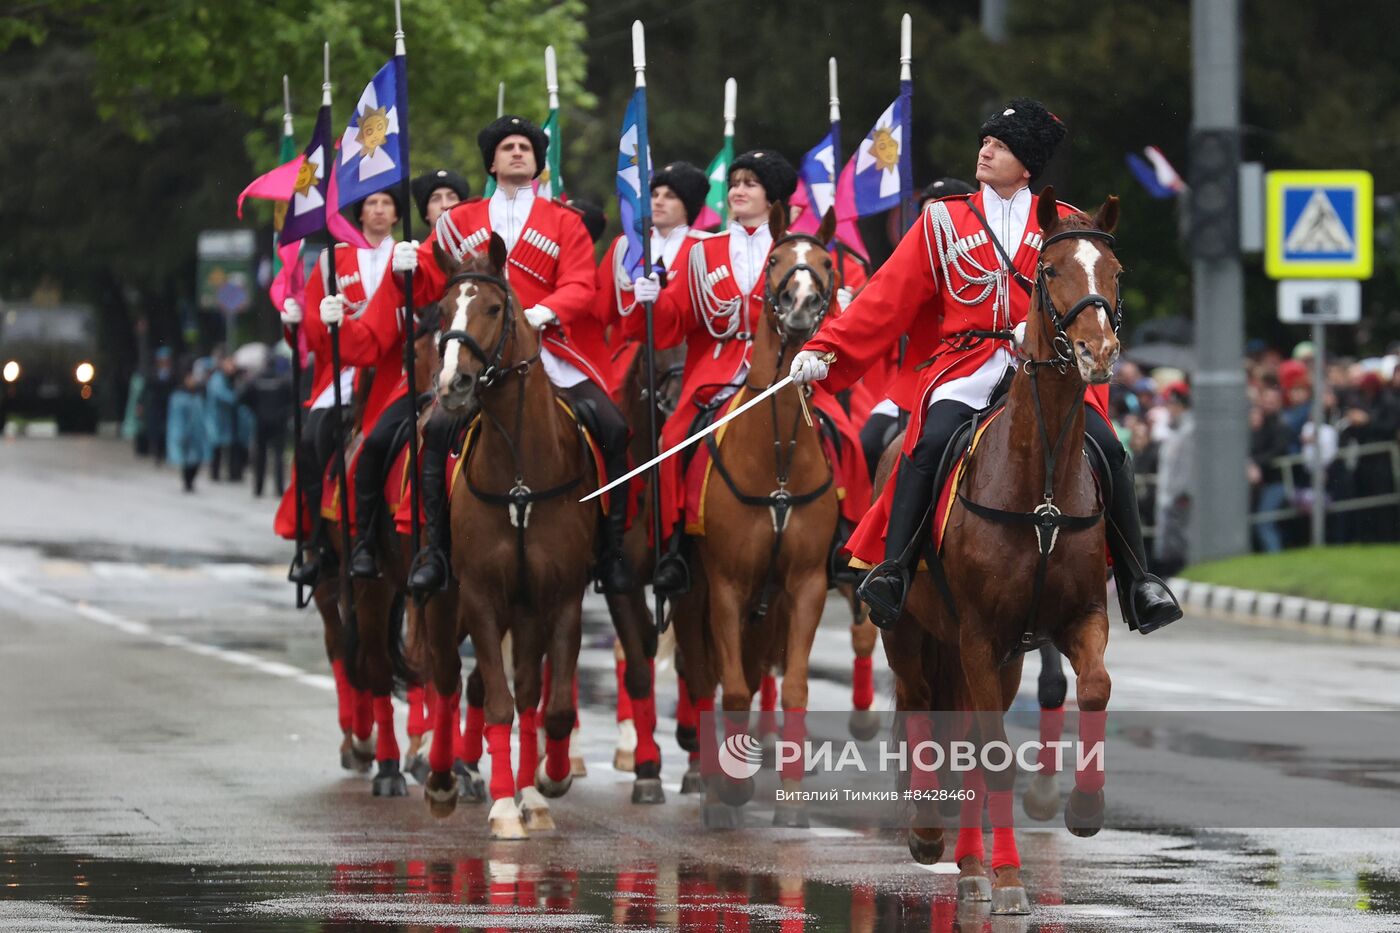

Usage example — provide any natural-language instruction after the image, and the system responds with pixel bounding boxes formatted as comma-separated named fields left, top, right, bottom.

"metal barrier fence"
left=1137, top=440, right=1400, bottom=539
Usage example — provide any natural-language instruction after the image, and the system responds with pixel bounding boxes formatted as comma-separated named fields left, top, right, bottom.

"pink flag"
left=325, top=156, right=372, bottom=249
left=694, top=205, right=723, bottom=231
left=268, top=239, right=305, bottom=315
left=787, top=159, right=869, bottom=260
left=236, top=156, right=305, bottom=219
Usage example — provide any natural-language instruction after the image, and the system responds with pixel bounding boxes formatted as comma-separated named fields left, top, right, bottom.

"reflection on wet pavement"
left=4, top=840, right=1400, bottom=932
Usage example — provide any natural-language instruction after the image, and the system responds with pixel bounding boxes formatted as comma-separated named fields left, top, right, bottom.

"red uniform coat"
left=299, top=244, right=381, bottom=409
left=803, top=191, right=1110, bottom=566
left=412, top=197, right=612, bottom=393
left=643, top=230, right=870, bottom=534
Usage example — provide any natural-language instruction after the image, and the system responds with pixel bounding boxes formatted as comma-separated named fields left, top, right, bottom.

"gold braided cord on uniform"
left=926, top=201, right=1005, bottom=312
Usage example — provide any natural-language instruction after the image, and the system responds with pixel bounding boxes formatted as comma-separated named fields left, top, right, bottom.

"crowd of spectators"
left=1109, top=340, right=1400, bottom=573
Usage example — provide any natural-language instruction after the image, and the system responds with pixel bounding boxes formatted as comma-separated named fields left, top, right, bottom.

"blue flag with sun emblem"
left=850, top=94, right=909, bottom=216
left=615, top=89, right=652, bottom=280
left=334, top=59, right=406, bottom=211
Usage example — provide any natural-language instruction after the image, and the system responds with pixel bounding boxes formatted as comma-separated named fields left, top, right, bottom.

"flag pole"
left=828, top=57, right=851, bottom=286
left=393, top=0, right=424, bottom=569
left=543, top=45, right=561, bottom=199
left=497, top=81, right=506, bottom=118
left=898, top=13, right=914, bottom=235
left=545, top=46, right=559, bottom=112
left=632, top=20, right=665, bottom=633
left=282, top=74, right=310, bottom=607
left=323, top=42, right=358, bottom=626
left=721, top=77, right=736, bottom=226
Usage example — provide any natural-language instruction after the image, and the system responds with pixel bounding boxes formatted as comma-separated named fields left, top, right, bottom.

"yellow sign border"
left=1265, top=170, right=1372, bottom=280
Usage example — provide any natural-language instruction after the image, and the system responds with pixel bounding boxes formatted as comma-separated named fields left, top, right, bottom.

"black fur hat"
left=651, top=160, right=709, bottom=225
left=411, top=169, right=471, bottom=223
left=728, top=149, right=798, bottom=205
left=477, top=115, right=549, bottom=178
left=977, top=98, right=1066, bottom=180
left=918, top=177, right=976, bottom=205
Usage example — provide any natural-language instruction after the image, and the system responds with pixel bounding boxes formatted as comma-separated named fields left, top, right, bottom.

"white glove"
left=280, top=298, right=302, bottom=326
left=319, top=294, right=345, bottom=326
left=789, top=350, right=830, bottom=385
left=836, top=286, right=854, bottom=309
left=392, top=240, right=420, bottom=273
left=632, top=273, right=661, bottom=303
left=1011, top=321, right=1028, bottom=351
left=524, top=304, right=558, bottom=330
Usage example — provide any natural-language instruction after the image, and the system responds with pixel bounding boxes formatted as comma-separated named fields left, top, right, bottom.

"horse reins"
left=952, top=226, right=1118, bottom=658
left=706, top=232, right=838, bottom=624
left=440, top=268, right=585, bottom=607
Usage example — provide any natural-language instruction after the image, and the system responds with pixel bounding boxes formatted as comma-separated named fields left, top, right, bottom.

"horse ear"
left=488, top=232, right=508, bottom=274
left=769, top=201, right=788, bottom=240
left=1036, top=185, right=1060, bottom=236
left=1094, top=195, right=1120, bottom=234
left=432, top=240, right=456, bottom=276
left=816, top=206, right=837, bottom=246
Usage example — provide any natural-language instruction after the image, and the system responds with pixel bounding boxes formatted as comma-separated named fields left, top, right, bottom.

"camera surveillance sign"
left=1266, top=170, right=1372, bottom=279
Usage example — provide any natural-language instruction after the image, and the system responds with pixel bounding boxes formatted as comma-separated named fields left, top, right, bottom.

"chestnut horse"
left=880, top=190, right=1120, bottom=915
left=418, top=236, right=596, bottom=839
left=671, top=205, right=842, bottom=829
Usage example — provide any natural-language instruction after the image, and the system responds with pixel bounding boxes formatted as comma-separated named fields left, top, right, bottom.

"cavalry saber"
left=580, top=353, right=833, bottom=505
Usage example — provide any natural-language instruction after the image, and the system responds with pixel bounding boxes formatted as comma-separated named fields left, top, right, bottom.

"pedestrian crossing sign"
left=1265, top=170, right=1372, bottom=279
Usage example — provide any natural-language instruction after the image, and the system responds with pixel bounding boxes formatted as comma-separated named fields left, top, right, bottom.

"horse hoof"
left=631, top=777, right=665, bottom=805
left=715, top=775, right=754, bottom=808
left=679, top=768, right=705, bottom=795
left=1065, top=787, right=1104, bottom=837
left=518, top=786, right=556, bottom=832
left=990, top=885, right=1031, bottom=916
left=454, top=760, right=487, bottom=804
left=424, top=770, right=458, bottom=819
left=488, top=796, right=528, bottom=840
left=1022, top=772, right=1060, bottom=822
left=570, top=756, right=588, bottom=778
left=848, top=708, right=881, bottom=742
left=350, top=734, right=375, bottom=774
left=339, top=733, right=356, bottom=771
left=371, top=760, right=408, bottom=797
left=957, top=875, right=992, bottom=903
left=701, top=801, right=743, bottom=831
left=534, top=761, right=573, bottom=799
left=772, top=805, right=809, bottom=829
left=613, top=748, right=635, bottom=772
left=404, top=753, right=431, bottom=786
left=907, top=830, right=945, bottom=865
left=614, top=720, right=638, bottom=773
left=676, top=724, right=699, bottom=753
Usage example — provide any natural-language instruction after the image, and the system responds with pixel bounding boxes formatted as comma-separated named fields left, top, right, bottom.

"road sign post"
left=1266, top=170, right=1373, bottom=547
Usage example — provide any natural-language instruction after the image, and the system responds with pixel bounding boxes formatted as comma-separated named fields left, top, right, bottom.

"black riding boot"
left=1102, top=452, right=1182, bottom=634
left=651, top=523, right=690, bottom=597
left=288, top=465, right=328, bottom=586
left=350, top=499, right=382, bottom=579
left=408, top=415, right=454, bottom=595
left=857, top=454, right=937, bottom=630
left=596, top=479, right=636, bottom=595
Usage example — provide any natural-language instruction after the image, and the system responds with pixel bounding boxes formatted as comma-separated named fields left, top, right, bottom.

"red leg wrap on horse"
left=353, top=689, right=373, bottom=741
left=758, top=675, right=778, bottom=737
left=373, top=695, right=398, bottom=762
left=1075, top=709, right=1107, bottom=793
left=1037, top=705, right=1066, bottom=774
left=430, top=691, right=460, bottom=773
left=633, top=694, right=660, bottom=767
left=904, top=716, right=939, bottom=792
left=407, top=684, right=426, bottom=738
left=484, top=722, right=514, bottom=801
left=852, top=655, right=875, bottom=711
left=988, top=790, right=1020, bottom=869
left=515, top=708, right=539, bottom=792
left=780, top=708, right=807, bottom=782
left=545, top=734, right=571, bottom=783
left=675, top=676, right=698, bottom=729
left=616, top=657, right=633, bottom=722
left=954, top=769, right=986, bottom=864
left=332, top=659, right=353, bottom=733
left=462, top=701, right=485, bottom=764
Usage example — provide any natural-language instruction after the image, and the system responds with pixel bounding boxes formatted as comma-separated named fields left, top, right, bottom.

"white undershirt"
left=728, top=221, right=773, bottom=295
left=980, top=183, right=1031, bottom=259
left=357, top=236, right=394, bottom=307
left=489, top=184, right=536, bottom=254
left=651, top=224, right=691, bottom=276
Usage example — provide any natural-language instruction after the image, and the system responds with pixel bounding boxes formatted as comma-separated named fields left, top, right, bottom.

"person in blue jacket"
left=167, top=362, right=208, bottom=493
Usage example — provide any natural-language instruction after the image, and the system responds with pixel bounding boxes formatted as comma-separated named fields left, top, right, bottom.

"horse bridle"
left=437, top=269, right=539, bottom=389
left=1027, top=228, right=1123, bottom=374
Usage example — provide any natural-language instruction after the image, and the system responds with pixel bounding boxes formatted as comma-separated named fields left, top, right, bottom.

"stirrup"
left=652, top=552, right=691, bottom=598
left=408, top=546, right=450, bottom=595
left=857, top=560, right=910, bottom=630
left=594, top=549, right=636, bottom=595
left=1131, top=574, right=1182, bottom=635
left=349, top=540, right=381, bottom=580
left=287, top=553, right=320, bottom=586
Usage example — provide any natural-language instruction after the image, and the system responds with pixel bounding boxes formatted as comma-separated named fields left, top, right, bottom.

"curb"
left=1167, top=576, right=1400, bottom=639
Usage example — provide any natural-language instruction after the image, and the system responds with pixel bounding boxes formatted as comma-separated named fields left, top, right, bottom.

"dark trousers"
left=296, top=407, right=341, bottom=541
left=353, top=394, right=415, bottom=540
left=560, top=380, right=631, bottom=482
left=861, top=411, right=902, bottom=481
left=252, top=421, right=287, bottom=497
left=181, top=464, right=198, bottom=492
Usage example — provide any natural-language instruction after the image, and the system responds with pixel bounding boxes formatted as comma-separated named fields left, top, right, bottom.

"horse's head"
left=432, top=233, right=537, bottom=414
left=1031, top=187, right=1122, bottom=385
left=762, top=203, right=837, bottom=344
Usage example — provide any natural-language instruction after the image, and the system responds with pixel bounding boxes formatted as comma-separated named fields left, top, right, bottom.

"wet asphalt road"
left=2, top=435, right=1400, bottom=932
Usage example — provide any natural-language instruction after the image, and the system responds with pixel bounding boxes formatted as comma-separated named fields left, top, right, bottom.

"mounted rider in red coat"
left=394, top=116, right=635, bottom=596
left=791, top=99, right=1180, bottom=635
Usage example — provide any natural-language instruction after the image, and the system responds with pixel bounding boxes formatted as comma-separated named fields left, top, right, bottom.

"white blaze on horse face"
left=439, top=284, right=477, bottom=394
left=784, top=240, right=819, bottom=326
left=1072, top=239, right=1117, bottom=350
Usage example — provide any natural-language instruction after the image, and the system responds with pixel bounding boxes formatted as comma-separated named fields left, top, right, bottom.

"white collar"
left=726, top=221, right=772, bottom=294
left=489, top=184, right=537, bottom=252
left=357, top=235, right=395, bottom=301
left=651, top=224, right=691, bottom=270
left=980, top=183, right=1031, bottom=257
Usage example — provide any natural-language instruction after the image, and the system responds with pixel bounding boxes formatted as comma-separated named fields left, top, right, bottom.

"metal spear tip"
left=631, top=20, right=646, bottom=69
